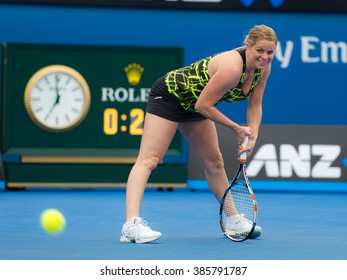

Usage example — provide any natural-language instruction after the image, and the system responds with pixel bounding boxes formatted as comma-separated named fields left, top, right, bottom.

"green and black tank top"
left=164, top=48, right=262, bottom=112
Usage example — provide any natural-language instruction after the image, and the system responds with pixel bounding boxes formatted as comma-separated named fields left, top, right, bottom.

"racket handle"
left=239, top=127, right=250, bottom=162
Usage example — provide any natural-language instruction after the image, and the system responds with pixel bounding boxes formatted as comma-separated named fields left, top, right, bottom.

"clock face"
left=24, top=65, right=91, bottom=132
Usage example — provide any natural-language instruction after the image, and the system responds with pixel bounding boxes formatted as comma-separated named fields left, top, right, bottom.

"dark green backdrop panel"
left=1, top=43, right=187, bottom=188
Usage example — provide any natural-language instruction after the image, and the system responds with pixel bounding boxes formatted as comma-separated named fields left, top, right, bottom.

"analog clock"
left=24, top=65, right=91, bottom=132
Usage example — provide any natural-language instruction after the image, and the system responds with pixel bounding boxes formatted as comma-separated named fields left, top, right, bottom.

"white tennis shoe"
left=120, top=217, right=162, bottom=243
left=225, top=214, right=262, bottom=239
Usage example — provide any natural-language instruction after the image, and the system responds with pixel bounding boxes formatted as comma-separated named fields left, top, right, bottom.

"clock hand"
left=45, top=75, right=61, bottom=120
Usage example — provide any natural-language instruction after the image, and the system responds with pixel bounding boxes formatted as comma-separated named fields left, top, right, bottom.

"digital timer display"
left=103, top=108, right=144, bottom=135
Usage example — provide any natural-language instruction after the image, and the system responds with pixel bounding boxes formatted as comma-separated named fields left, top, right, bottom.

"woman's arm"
left=241, top=64, right=272, bottom=157
left=194, top=51, right=245, bottom=137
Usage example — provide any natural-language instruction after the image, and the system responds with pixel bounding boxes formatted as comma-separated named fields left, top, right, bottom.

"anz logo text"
left=247, top=144, right=342, bottom=179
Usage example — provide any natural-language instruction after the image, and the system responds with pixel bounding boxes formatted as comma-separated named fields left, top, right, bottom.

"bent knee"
left=204, top=152, right=225, bottom=173
left=138, top=156, right=161, bottom=171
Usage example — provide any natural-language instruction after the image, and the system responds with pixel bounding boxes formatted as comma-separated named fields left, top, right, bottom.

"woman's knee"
left=204, top=152, right=225, bottom=173
left=137, top=156, right=161, bottom=171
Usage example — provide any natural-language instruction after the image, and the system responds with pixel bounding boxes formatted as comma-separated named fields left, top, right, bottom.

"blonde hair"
left=244, top=24, right=277, bottom=46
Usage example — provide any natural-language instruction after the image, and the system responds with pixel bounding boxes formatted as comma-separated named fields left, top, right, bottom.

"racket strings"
left=221, top=182, right=255, bottom=241
left=231, top=183, right=254, bottom=221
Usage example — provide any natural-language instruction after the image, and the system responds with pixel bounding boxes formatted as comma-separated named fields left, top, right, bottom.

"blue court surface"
left=0, top=187, right=347, bottom=260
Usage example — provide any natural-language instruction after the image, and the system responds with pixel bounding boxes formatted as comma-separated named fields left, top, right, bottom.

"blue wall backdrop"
left=0, top=4, right=346, bottom=126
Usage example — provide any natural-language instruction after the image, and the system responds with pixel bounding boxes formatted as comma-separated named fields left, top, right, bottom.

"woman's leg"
left=179, top=120, right=262, bottom=238
left=125, top=112, right=178, bottom=220
left=178, top=119, right=229, bottom=202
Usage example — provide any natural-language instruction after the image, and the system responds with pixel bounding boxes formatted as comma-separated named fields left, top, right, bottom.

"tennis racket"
left=219, top=127, right=257, bottom=242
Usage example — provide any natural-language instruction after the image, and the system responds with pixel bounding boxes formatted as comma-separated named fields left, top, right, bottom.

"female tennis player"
left=120, top=24, right=277, bottom=243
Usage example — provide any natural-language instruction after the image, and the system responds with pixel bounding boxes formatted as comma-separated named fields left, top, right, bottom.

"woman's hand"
left=235, top=126, right=254, bottom=159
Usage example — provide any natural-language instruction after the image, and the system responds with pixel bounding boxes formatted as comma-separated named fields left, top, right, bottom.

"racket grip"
left=239, top=127, right=250, bottom=162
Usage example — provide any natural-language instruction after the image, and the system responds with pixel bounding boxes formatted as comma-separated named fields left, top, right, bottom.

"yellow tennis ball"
left=40, top=209, right=66, bottom=234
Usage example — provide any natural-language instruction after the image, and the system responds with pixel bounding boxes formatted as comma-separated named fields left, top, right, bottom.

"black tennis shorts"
left=146, top=75, right=206, bottom=122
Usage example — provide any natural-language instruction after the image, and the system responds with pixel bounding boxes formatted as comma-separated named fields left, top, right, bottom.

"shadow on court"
left=0, top=188, right=346, bottom=260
